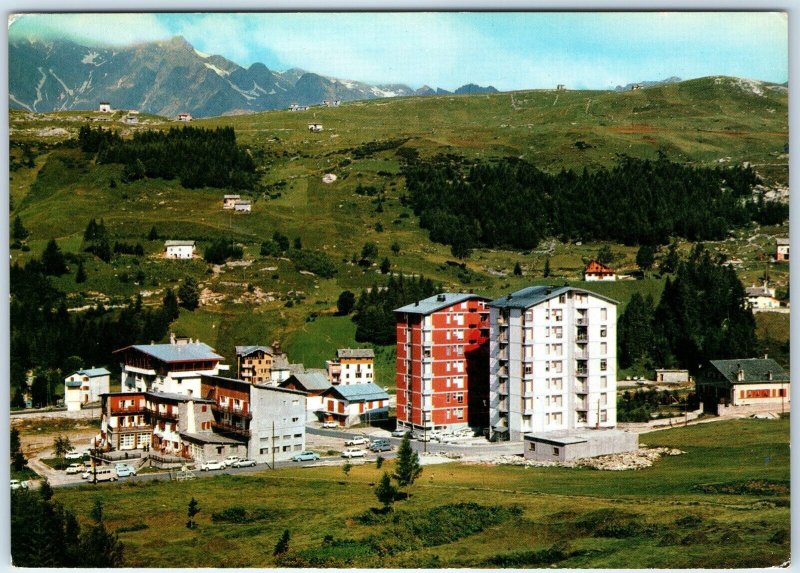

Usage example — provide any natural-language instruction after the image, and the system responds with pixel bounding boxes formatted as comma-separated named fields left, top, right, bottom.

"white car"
left=200, top=460, right=226, bottom=471
left=344, top=436, right=368, bottom=447
left=81, top=470, right=93, bottom=480
left=222, top=456, right=241, bottom=468
left=322, top=421, right=339, bottom=429
left=231, top=458, right=256, bottom=468
left=65, top=463, right=86, bottom=475
left=10, top=480, right=29, bottom=490
left=341, top=448, right=366, bottom=458
left=65, top=450, right=83, bottom=460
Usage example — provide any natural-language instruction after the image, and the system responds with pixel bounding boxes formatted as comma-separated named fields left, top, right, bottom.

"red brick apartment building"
left=394, top=293, right=490, bottom=433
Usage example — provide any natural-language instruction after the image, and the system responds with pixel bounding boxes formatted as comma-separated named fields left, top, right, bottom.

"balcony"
left=112, top=424, right=151, bottom=434
left=576, top=316, right=588, bottom=326
left=421, top=387, right=433, bottom=396
left=112, top=405, right=147, bottom=415
left=211, top=420, right=251, bottom=437
left=498, top=350, right=509, bottom=361
left=497, top=384, right=508, bottom=396
left=574, top=349, right=588, bottom=359
left=147, top=406, right=178, bottom=422
left=497, top=401, right=509, bottom=412
left=575, top=383, right=588, bottom=393
left=212, top=403, right=253, bottom=419
left=497, top=366, right=508, bottom=377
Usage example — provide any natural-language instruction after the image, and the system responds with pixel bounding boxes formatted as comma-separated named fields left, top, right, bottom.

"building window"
left=292, top=417, right=299, bottom=423
left=600, top=342, right=608, bottom=354
left=553, top=447, right=560, bottom=456
left=553, top=326, right=562, bottom=338
left=529, top=442, right=536, bottom=451
left=283, top=445, right=290, bottom=452
left=553, top=344, right=563, bottom=355
left=600, top=326, right=607, bottom=338
left=601, top=308, right=608, bottom=321
left=601, top=376, right=608, bottom=389
left=601, top=393, right=608, bottom=406
left=202, top=405, right=207, bottom=412
left=600, top=360, right=607, bottom=371
left=553, top=309, right=563, bottom=322
left=600, top=410, right=608, bottom=423
left=446, top=393, right=451, bottom=403
left=553, top=412, right=562, bottom=424
left=456, top=393, right=464, bottom=404
left=559, top=294, right=566, bottom=304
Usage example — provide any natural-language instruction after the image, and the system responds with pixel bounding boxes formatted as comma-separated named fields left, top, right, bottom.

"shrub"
left=211, top=506, right=250, bottom=523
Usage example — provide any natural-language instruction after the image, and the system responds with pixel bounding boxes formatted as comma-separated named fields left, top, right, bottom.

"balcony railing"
left=112, top=405, right=147, bottom=415
left=212, top=403, right=253, bottom=419
left=112, top=424, right=151, bottom=434
left=576, top=370, right=589, bottom=377
left=147, top=406, right=178, bottom=421
left=211, top=420, right=251, bottom=437
left=576, top=317, right=588, bottom=326
left=498, top=350, right=509, bottom=360
left=574, top=350, right=588, bottom=359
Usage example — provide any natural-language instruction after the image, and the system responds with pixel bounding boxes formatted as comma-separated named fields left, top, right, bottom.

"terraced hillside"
left=9, top=76, right=789, bottom=382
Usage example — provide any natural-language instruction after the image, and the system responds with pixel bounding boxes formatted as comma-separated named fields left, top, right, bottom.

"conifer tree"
left=393, top=433, right=422, bottom=487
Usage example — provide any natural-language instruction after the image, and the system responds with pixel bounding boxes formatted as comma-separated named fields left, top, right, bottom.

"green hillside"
left=9, top=76, right=789, bottom=376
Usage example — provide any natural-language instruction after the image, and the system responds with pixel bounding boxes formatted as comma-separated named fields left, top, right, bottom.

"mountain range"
left=9, top=35, right=499, bottom=117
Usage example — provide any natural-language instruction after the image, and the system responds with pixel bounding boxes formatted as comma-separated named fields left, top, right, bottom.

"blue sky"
left=8, top=12, right=788, bottom=90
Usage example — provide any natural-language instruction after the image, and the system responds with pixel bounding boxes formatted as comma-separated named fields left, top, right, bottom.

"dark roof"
left=280, top=372, right=331, bottom=392
left=337, top=348, right=374, bottom=359
left=114, top=342, right=222, bottom=363
left=202, top=374, right=249, bottom=388
left=777, top=238, right=790, bottom=246
left=489, top=285, right=618, bottom=310
left=179, top=432, right=245, bottom=445
left=394, top=293, right=489, bottom=315
left=708, top=359, right=789, bottom=385
left=322, top=383, right=389, bottom=402
left=235, top=345, right=273, bottom=357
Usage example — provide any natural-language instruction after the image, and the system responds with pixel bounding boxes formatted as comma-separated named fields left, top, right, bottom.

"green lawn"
left=51, top=418, right=789, bottom=568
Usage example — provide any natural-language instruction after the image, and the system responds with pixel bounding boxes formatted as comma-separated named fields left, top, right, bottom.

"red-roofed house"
left=583, top=260, right=616, bottom=282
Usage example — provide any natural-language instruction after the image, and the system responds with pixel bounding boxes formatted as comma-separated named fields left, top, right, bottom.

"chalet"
left=233, top=200, right=252, bottom=213
left=98, top=102, right=113, bottom=113
left=114, top=335, right=228, bottom=397
left=177, top=112, right=193, bottom=122
left=235, top=345, right=276, bottom=384
left=583, top=259, right=616, bottom=282
left=202, top=375, right=306, bottom=463
left=279, top=371, right=331, bottom=419
left=776, top=238, right=790, bottom=262
left=164, top=240, right=196, bottom=259
left=308, top=123, right=323, bottom=132
left=697, top=358, right=789, bottom=414
left=322, top=100, right=341, bottom=107
left=98, top=392, right=151, bottom=451
left=325, top=348, right=375, bottom=385
left=745, top=282, right=780, bottom=311
left=318, top=382, right=389, bottom=427
left=122, top=111, right=139, bottom=125
left=64, top=367, right=111, bottom=412
left=222, top=194, right=240, bottom=209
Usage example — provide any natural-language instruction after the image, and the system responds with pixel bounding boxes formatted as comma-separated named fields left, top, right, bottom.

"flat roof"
left=145, top=390, right=213, bottom=403
left=394, top=293, right=489, bottom=315
left=337, top=348, right=375, bottom=359
left=524, top=428, right=632, bottom=446
left=180, top=432, right=245, bottom=445
left=489, top=285, right=618, bottom=310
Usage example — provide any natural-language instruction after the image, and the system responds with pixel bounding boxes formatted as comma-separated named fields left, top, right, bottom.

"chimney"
left=170, top=332, right=176, bottom=345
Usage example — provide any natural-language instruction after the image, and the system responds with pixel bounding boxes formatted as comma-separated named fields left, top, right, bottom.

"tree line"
left=401, top=152, right=784, bottom=251
left=10, top=244, right=179, bottom=407
left=349, top=274, right=441, bottom=345
left=77, top=125, right=258, bottom=189
left=618, top=244, right=758, bottom=375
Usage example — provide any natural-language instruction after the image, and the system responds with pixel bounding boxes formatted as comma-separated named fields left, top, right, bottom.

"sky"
left=8, top=12, right=788, bottom=90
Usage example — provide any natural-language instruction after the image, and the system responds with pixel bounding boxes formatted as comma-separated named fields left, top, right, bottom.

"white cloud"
left=10, top=13, right=172, bottom=46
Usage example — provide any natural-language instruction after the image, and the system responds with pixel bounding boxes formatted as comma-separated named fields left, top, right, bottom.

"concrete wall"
left=524, top=431, right=638, bottom=462
left=250, top=387, right=306, bottom=463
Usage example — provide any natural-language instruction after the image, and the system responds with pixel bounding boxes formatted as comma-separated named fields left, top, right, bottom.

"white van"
left=93, top=467, right=118, bottom=482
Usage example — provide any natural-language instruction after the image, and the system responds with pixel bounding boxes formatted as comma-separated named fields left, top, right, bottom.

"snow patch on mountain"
left=204, top=62, right=230, bottom=77
left=194, top=48, right=211, bottom=59
left=81, top=51, right=102, bottom=65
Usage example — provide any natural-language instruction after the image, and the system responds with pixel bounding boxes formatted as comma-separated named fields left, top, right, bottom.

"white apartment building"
left=489, top=286, right=618, bottom=441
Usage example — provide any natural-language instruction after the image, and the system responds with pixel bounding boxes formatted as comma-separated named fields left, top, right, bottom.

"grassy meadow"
left=51, top=418, right=789, bottom=568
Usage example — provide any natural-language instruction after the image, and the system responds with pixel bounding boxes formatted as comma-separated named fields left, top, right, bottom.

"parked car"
left=65, top=450, right=83, bottom=460
left=200, top=460, right=226, bottom=471
left=10, top=479, right=28, bottom=490
left=391, top=428, right=409, bottom=437
left=81, top=470, right=93, bottom=480
left=222, top=456, right=241, bottom=468
left=65, top=463, right=86, bottom=475
left=115, top=463, right=137, bottom=478
left=414, top=433, right=431, bottom=442
left=344, top=436, right=368, bottom=447
left=322, top=421, right=339, bottom=429
left=291, top=451, right=321, bottom=462
left=231, top=458, right=257, bottom=468
left=341, top=448, right=366, bottom=458
left=369, top=439, right=392, bottom=452
left=93, top=467, right=117, bottom=482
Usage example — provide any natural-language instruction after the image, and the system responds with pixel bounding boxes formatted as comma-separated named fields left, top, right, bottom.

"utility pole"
left=91, top=436, right=97, bottom=484
left=271, top=420, right=275, bottom=470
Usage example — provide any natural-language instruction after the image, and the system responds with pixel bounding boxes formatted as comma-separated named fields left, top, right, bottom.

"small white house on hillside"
left=746, top=282, right=780, bottom=311
left=177, top=112, right=193, bottom=122
left=223, top=194, right=241, bottom=209
left=64, top=368, right=111, bottom=412
left=164, top=240, right=196, bottom=259
left=233, top=200, right=252, bottom=213
left=99, top=102, right=113, bottom=113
